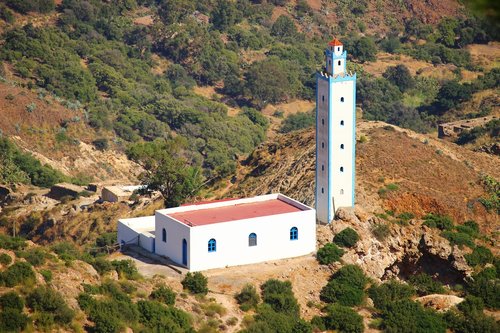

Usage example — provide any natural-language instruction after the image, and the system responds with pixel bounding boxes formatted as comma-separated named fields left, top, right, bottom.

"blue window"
left=162, top=228, right=166, bottom=243
left=249, top=233, right=257, bottom=246
left=208, top=239, right=216, bottom=252
left=290, top=227, right=298, bottom=240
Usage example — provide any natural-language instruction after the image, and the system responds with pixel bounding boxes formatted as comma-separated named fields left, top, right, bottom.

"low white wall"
left=118, top=216, right=155, bottom=252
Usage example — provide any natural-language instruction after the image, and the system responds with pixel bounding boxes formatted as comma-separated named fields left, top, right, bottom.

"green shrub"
left=25, top=248, right=47, bottom=266
left=150, top=285, right=176, bottom=305
left=409, top=273, right=445, bottom=296
left=51, top=242, right=80, bottom=261
left=444, top=310, right=499, bottom=333
left=27, top=286, right=75, bottom=324
left=441, top=231, right=475, bottom=248
left=91, top=257, right=114, bottom=275
left=465, top=246, right=493, bottom=267
left=261, top=279, right=299, bottom=316
left=465, top=274, right=500, bottom=309
left=368, top=280, right=415, bottom=310
left=137, top=300, right=192, bottom=331
left=331, top=265, right=368, bottom=290
left=320, top=280, right=364, bottom=306
left=316, top=243, right=344, bottom=265
left=371, top=224, right=390, bottom=241
left=92, top=138, right=109, bottom=151
left=333, top=228, right=360, bottom=248
left=323, top=304, right=364, bottom=333
left=0, top=291, right=24, bottom=311
left=1, top=261, right=36, bottom=287
left=0, top=308, right=30, bottom=332
left=235, top=284, right=260, bottom=311
left=423, top=214, right=454, bottom=231
left=181, top=272, right=208, bottom=295
left=40, top=269, right=52, bottom=282
left=111, top=259, right=140, bottom=280
left=455, top=220, right=479, bottom=238
left=0, top=253, right=12, bottom=265
left=0, top=235, right=26, bottom=250
left=279, top=111, right=315, bottom=133
left=457, top=295, right=484, bottom=315
left=382, top=299, right=446, bottom=333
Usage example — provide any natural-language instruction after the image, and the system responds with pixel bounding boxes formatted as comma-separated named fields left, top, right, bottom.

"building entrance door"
left=182, top=239, right=187, bottom=266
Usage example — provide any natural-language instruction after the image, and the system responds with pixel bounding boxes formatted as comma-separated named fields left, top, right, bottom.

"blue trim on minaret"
left=327, top=77, right=332, bottom=223
left=352, top=75, right=357, bottom=206
left=315, top=74, right=318, bottom=214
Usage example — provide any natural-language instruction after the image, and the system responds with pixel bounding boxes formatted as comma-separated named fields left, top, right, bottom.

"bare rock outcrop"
left=416, top=294, right=464, bottom=312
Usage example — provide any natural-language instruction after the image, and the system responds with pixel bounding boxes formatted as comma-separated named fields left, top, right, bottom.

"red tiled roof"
left=181, top=198, right=240, bottom=207
left=169, top=199, right=303, bottom=226
left=328, top=38, right=343, bottom=46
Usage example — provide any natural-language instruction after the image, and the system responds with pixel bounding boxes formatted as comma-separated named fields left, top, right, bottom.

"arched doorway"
left=182, top=239, right=187, bottom=266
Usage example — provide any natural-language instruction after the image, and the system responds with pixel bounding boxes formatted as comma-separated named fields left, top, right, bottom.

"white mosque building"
left=117, top=38, right=356, bottom=270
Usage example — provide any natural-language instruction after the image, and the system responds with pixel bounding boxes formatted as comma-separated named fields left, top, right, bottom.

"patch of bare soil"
left=467, top=42, right=500, bottom=70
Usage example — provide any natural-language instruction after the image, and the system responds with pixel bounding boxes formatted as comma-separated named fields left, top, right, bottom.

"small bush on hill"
left=455, top=220, right=479, bottom=238
left=181, top=272, right=208, bottom=295
left=409, top=273, right=445, bottom=296
left=137, top=300, right=192, bottom=331
left=0, top=235, right=26, bottom=250
left=0, top=308, right=30, bottom=332
left=24, top=248, right=47, bottom=266
left=333, top=228, right=360, bottom=248
left=382, top=299, right=446, bottom=333
left=441, top=231, right=475, bottom=248
left=368, top=280, right=415, bottom=310
left=423, top=214, right=454, bottom=230
left=465, top=273, right=500, bottom=309
left=235, top=284, right=260, bottom=311
left=111, top=259, right=140, bottom=280
left=0, top=253, right=12, bottom=265
left=331, top=265, right=368, bottom=290
left=27, top=286, right=75, bottom=324
left=457, top=295, right=484, bottom=315
left=0, top=291, right=24, bottom=311
left=40, top=269, right=52, bottom=282
left=150, top=285, right=176, bottom=305
left=261, top=279, right=299, bottom=316
left=320, top=280, right=365, bottom=306
left=91, top=257, right=114, bottom=275
left=51, top=241, right=80, bottom=261
left=323, top=304, right=364, bottom=333
left=465, top=246, right=493, bottom=267
left=371, top=224, right=390, bottom=241
left=316, top=243, right=344, bottom=265
left=1, top=261, right=36, bottom=287
left=279, top=111, right=315, bottom=133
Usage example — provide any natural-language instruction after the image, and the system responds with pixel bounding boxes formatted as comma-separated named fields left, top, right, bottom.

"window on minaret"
left=340, top=120, right=344, bottom=126
left=340, top=144, right=344, bottom=149
left=337, top=47, right=340, bottom=51
left=329, top=60, right=331, bottom=66
left=322, top=95, right=324, bottom=103
left=208, top=239, right=216, bottom=252
left=338, top=60, right=341, bottom=66
left=322, top=165, right=324, bottom=171
left=321, top=188, right=324, bottom=194
left=340, top=189, right=344, bottom=195
left=341, top=97, right=344, bottom=102
left=322, top=142, right=324, bottom=149
left=322, top=118, right=324, bottom=125
left=340, top=167, right=344, bottom=172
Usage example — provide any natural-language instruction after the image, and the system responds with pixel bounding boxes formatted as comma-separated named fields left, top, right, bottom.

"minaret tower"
left=315, top=38, right=356, bottom=224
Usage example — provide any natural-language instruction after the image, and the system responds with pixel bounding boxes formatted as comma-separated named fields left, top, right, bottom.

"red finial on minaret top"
left=328, top=38, right=343, bottom=46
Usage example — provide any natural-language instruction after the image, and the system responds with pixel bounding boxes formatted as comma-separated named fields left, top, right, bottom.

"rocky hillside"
left=227, top=121, right=499, bottom=228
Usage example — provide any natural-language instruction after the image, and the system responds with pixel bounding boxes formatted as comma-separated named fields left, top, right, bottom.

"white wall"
left=118, top=216, right=155, bottom=251
left=188, top=209, right=316, bottom=271
left=316, top=76, right=330, bottom=224
left=329, top=78, right=355, bottom=210
left=155, top=212, right=191, bottom=266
